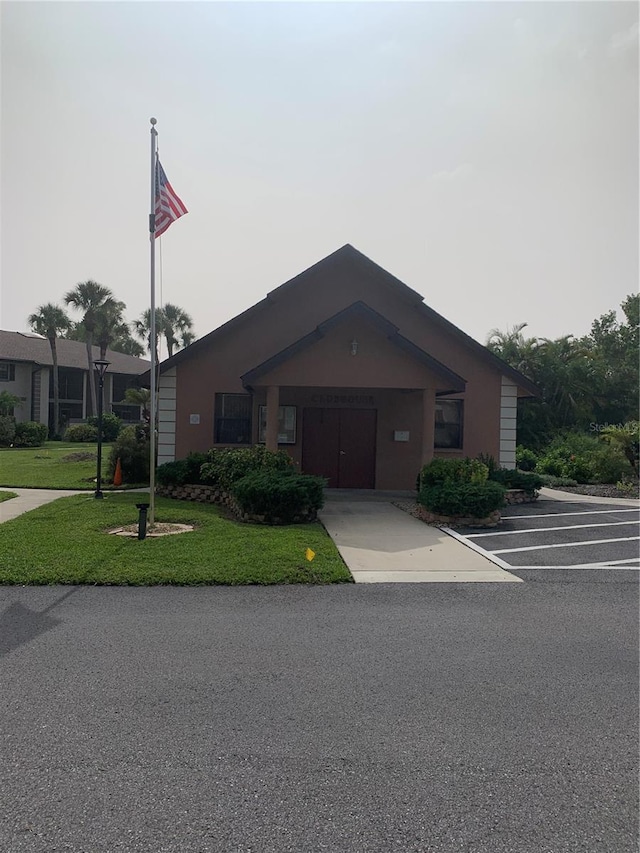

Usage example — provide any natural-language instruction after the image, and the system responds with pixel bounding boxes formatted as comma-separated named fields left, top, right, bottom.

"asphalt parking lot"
left=450, top=499, right=640, bottom=569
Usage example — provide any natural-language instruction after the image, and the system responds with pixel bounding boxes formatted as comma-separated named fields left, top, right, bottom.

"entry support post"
left=265, top=385, right=280, bottom=452
left=420, top=387, right=436, bottom=467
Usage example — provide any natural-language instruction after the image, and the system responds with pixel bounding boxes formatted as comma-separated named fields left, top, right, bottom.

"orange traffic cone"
left=113, top=457, right=123, bottom=487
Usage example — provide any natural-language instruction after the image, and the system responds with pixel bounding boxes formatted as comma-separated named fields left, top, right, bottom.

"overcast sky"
left=1, top=1, right=638, bottom=357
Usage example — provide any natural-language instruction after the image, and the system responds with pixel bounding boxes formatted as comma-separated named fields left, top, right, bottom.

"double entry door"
left=302, top=408, right=377, bottom=489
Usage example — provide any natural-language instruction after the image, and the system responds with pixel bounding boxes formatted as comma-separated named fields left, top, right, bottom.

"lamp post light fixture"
left=93, top=359, right=110, bottom=500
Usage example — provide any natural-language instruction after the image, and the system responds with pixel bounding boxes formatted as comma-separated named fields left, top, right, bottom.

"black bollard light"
left=136, top=503, right=150, bottom=540
left=93, top=359, right=110, bottom=500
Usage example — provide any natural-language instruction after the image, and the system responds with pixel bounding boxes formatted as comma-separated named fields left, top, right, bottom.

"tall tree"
left=133, top=308, right=165, bottom=364
left=28, top=303, right=71, bottom=436
left=67, top=317, right=145, bottom=358
left=64, top=280, right=113, bottom=416
left=94, top=299, right=128, bottom=359
left=161, top=303, right=195, bottom=357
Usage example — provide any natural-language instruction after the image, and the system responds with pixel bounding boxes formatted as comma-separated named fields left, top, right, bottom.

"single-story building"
left=0, top=330, right=150, bottom=432
left=153, top=245, right=538, bottom=490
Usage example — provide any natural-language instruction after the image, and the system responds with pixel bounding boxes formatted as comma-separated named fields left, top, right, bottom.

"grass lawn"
left=0, top=441, right=116, bottom=489
left=0, top=492, right=352, bottom=585
left=0, top=491, right=18, bottom=502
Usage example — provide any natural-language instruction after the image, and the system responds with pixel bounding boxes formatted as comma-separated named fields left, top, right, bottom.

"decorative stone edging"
left=414, top=507, right=502, bottom=528
left=155, top=483, right=317, bottom=524
left=504, top=489, right=539, bottom=505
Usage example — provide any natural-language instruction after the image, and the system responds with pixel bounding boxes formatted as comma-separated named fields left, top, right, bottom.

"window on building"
left=258, top=405, right=297, bottom=444
left=53, top=368, right=84, bottom=401
left=112, top=374, right=140, bottom=403
left=0, top=363, right=16, bottom=382
left=435, top=399, right=463, bottom=449
left=214, top=394, right=252, bottom=444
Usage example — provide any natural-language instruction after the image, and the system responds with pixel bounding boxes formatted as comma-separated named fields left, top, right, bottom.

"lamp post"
left=93, top=359, right=110, bottom=500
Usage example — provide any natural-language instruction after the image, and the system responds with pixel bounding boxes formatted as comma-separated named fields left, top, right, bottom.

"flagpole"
left=149, top=117, right=158, bottom=524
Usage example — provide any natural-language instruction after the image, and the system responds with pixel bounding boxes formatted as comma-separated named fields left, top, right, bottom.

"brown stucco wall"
left=171, top=255, right=505, bottom=487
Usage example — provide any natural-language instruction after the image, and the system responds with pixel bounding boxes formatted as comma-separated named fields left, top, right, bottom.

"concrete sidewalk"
left=0, top=488, right=87, bottom=523
left=319, top=497, right=522, bottom=583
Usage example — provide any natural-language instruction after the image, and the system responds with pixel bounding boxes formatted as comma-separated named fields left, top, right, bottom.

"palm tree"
left=64, top=280, right=113, bottom=416
left=123, top=387, right=152, bottom=422
left=133, top=308, right=165, bottom=364
left=161, top=303, right=195, bottom=357
left=28, top=303, right=71, bottom=436
left=94, top=299, right=128, bottom=359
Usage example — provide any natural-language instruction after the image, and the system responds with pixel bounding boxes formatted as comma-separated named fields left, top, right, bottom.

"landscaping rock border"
left=155, top=483, right=318, bottom=524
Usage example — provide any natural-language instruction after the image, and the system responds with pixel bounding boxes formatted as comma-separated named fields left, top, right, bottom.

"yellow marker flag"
left=305, top=548, right=316, bottom=562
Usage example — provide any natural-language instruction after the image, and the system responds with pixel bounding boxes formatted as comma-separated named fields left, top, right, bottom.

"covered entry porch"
left=249, top=385, right=462, bottom=491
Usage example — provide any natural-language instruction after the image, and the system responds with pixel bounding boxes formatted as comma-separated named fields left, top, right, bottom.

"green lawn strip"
left=0, top=492, right=352, bottom=585
left=0, top=491, right=18, bottom=502
left=0, top=442, right=115, bottom=489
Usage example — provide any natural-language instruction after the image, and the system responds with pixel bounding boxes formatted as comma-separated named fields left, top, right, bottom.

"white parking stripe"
left=441, top=527, right=514, bottom=570
left=468, top=520, right=639, bottom=538
left=502, top=564, right=640, bottom=570
left=501, top=508, right=639, bottom=520
left=493, top=536, right=640, bottom=555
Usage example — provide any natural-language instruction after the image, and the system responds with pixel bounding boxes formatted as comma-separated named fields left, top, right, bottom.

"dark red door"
left=338, top=409, right=376, bottom=488
left=302, top=408, right=376, bottom=489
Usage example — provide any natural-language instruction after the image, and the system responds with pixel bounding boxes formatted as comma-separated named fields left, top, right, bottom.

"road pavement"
left=1, top=581, right=637, bottom=853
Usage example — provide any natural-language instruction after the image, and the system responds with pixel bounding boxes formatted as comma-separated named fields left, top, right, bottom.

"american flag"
left=154, top=159, right=188, bottom=238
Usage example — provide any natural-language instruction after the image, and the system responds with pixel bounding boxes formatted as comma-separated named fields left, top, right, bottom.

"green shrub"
left=232, top=469, right=325, bottom=524
left=87, top=413, right=122, bottom=442
left=535, top=432, right=627, bottom=484
left=0, top=416, right=16, bottom=446
left=489, top=468, right=544, bottom=494
left=14, top=421, right=48, bottom=447
left=107, top=424, right=150, bottom=484
left=419, top=457, right=489, bottom=489
left=476, top=452, right=499, bottom=477
left=0, top=391, right=21, bottom=417
left=516, top=446, right=538, bottom=472
left=537, top=474, right=578, bottom=488
left=64, top=423, right=99, bottom=443
left=418, top=481, right=506, bottom=518
left=156, top=459, right=189, bottom=487
left=155, top=453, right=209, bottom=487
left=599, top=422, right=639, bottom=477
left=201, top=445, right=295, bottom=490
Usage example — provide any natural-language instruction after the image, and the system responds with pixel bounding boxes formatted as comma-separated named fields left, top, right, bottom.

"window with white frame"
left=258, top=405, right=296, bottom=445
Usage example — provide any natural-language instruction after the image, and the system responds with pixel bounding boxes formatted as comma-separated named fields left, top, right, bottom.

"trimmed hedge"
left=419, top=457, right=489, bottom=489
left=489, top=468, right=544, bottom=494
left=14, top=421, right=48, bottom=447
left=419, top=481, right=506, bottom=518
left=156, top=452, right=209, bottom=487
left=64, top=423, right=99, bottom=443
left=232, top=470, right=325, bottom=524
left=200, top=446, right=294, bottom=490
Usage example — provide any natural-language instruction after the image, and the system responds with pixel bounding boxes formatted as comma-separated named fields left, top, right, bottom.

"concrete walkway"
left=540, top=487, right=640, bottom=507
left=319, top=493, right=522, bottom=583
left=0, top=488, right=87, bottom=523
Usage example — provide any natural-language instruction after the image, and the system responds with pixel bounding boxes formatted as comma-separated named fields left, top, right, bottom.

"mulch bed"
left=548, top=484, right=639, bottom=499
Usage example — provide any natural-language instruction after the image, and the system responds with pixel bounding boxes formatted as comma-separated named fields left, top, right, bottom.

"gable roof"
left=0, top=330, right=150, bottom=375
left=152, top=244, right=539, bottom=396
left=241, top=301, right=467, bottom=395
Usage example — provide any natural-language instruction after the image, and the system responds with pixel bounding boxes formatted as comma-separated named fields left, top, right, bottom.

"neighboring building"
left=151, top=245, right=538, bottom=490
left=0, top=331, right=150, bottom=433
